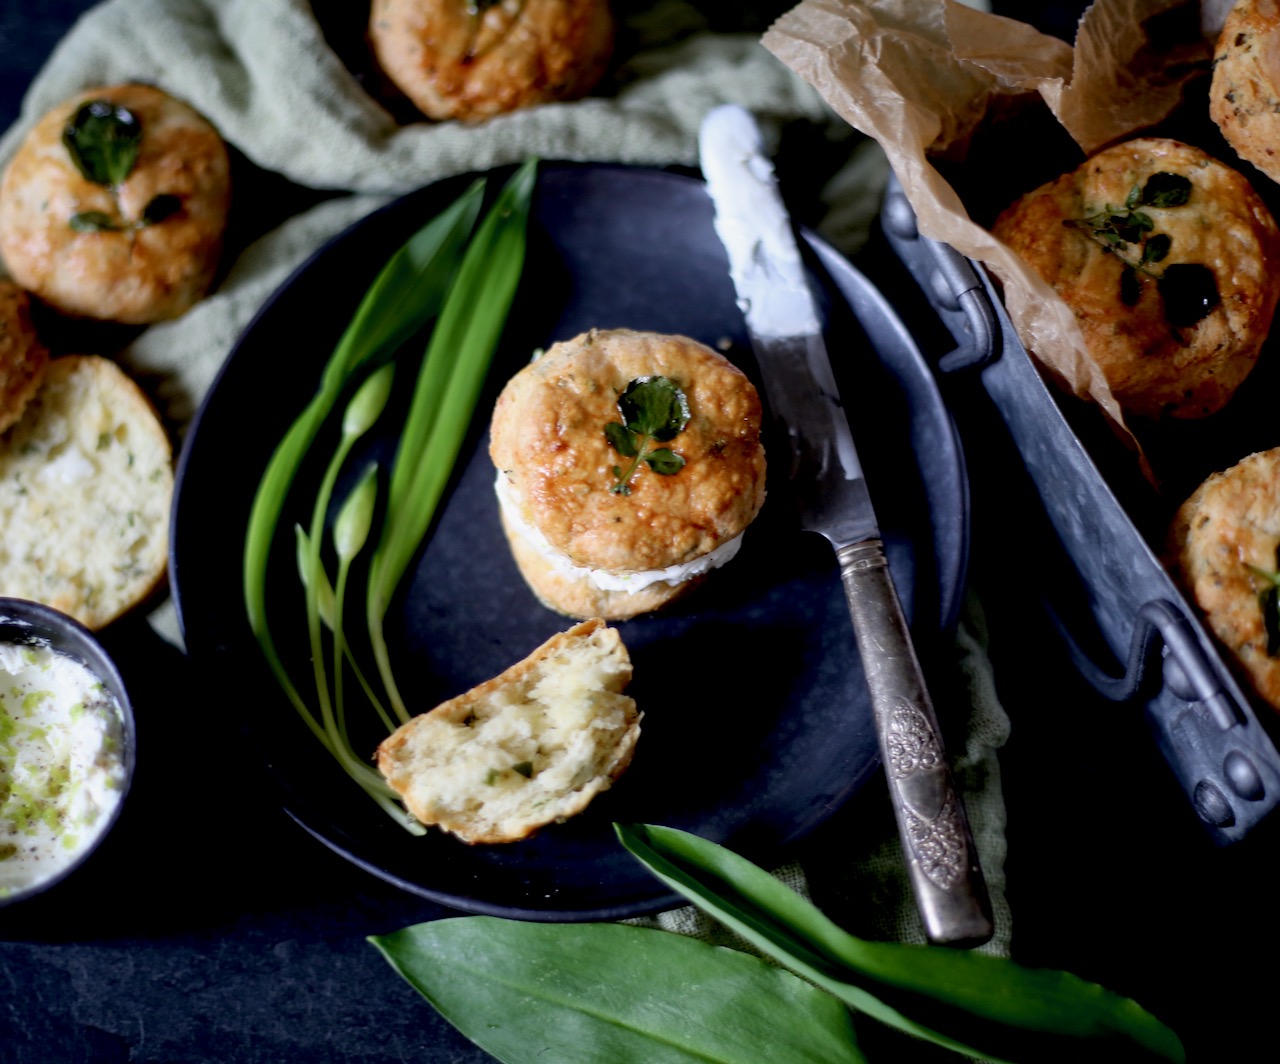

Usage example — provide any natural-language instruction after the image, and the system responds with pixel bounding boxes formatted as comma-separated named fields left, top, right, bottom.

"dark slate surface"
left=3, top=3, right=1276, bottom=1063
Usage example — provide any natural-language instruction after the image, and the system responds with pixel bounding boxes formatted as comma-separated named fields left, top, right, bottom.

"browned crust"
left=369, top=0, right=614, bottom=123
left=0, top=83, right=231, bottom=324
left=489, top=328, right=767, bottom=573
left=0, top=280, right=48, bottom=435
left=1210, top=0, right=1280, bottom=187
left=991, top=137, right=1280, bottom=419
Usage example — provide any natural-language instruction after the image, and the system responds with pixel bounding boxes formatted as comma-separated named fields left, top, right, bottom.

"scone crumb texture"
left=376, top=618, right=640, bottom=844
left=0, top=354, right=173, bottom=629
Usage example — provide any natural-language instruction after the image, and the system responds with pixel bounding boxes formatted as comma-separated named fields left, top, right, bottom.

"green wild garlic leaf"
left=1067, top=170, right=1214, bottom=328
left=68, top=211, right=122, bottom=233
left=1066, top=171, right=1192, bottom=265
left=62, top=100, right=142, bottom=187
left=1136, top=172, right=1192, bottom=208
left=606, top=376, right=690, bottom=494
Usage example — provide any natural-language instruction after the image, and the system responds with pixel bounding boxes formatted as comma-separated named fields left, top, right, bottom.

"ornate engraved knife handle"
left=837, top=538, right=994, bottom=947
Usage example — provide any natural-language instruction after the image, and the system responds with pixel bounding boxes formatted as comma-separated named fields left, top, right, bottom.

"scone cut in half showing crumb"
left=991, top=137, right=1280, bottom=420
left=489, top=328, right=767, bottom=620
left=376, top=619, right=640, bottom=844
left=0, top=355, right=173, bottom=629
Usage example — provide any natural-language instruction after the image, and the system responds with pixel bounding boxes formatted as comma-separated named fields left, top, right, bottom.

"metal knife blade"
left=699, top=104, right=993, bottom=947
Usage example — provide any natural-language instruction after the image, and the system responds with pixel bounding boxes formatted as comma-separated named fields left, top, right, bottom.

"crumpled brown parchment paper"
left=763, top=0, right=1217, bottom=439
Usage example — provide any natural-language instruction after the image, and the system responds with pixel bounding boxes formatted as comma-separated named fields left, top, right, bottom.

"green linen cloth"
left=0, top=0, right=1011, bottom=957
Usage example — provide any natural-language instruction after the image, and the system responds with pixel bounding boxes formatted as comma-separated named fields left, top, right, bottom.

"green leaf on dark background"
left=617, top=824, right=1185, bottom=1064
left=618, top=375, right=690, bottom=441
left=68, top=210, right=120, bottom=233
left=370, top=917, right=866, bottom=1064
left=62, top=98, right=141, bottom=187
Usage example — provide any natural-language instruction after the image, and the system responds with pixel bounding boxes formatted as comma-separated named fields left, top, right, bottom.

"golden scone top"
left=1211, top=0, right=1280, bottom=188
left=369, top=0, right=615, bottom=123
left=489, top=328, right=767, bottom=573
left=992, top=137, right=1280, bottom=420
left=0, top=82, right=231, bottom=325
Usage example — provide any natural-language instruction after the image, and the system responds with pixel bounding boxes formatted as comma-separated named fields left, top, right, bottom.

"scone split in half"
left=376, top=618, right=640, bottom=844
left=489, top=328, right=767, bottom=620
left=0, top=354, right=173, bottom=629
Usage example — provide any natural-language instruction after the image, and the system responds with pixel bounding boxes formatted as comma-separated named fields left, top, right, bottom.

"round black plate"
left=170, top=163, right=967, bottom=921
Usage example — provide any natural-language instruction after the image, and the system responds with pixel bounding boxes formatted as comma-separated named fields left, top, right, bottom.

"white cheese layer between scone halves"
left=494, top=472, right=745, bottom=593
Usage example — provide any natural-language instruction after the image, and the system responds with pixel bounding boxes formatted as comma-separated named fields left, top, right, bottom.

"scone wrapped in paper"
left=763, top=0, right=1223, bottom=437
left=991, top=137, right=1280, bottom=420
left=376, top=619, right=640, bottom=844
left=489, top=328, right=767, bottom=620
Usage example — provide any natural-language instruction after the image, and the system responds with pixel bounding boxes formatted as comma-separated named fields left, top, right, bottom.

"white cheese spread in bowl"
left=0, top=599, right=133, bottom=905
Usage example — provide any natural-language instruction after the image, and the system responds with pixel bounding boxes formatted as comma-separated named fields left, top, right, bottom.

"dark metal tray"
left=877, top=176, right=1280, bottom=845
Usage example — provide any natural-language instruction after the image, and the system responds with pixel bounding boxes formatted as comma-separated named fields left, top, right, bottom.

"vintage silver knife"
left=699, top=104, right=993, bottom=946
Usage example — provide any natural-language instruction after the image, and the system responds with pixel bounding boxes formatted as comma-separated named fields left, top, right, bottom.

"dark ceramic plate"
left=170, top=163, right=967, bottom=921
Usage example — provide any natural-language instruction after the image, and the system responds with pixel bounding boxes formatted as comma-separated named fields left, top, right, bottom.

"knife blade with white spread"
left=699, top=104, right=993, bottom=946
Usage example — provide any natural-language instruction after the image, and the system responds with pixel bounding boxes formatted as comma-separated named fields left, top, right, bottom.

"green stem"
left=305, top=434, right=355, bottom=752
left=367, top=159, right=537, bottom=717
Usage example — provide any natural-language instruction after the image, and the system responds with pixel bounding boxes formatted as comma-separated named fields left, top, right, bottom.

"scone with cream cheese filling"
left=0, top=83, right=231, bottom=324
left=489, top=328, right=767, bottom=620
left=991, top=137, right=1280, bottom=420
left=376, top=618, right=639, bottom=844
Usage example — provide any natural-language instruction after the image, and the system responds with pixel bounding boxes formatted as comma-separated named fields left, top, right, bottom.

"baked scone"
left=1210, top=0, right=1280, bottom=187
left=1169, top=447, right=1280, bottom=712
left=489, top=328, right=767, bottom=620
left=369, top=0, right=614, bottom=123
left=0, top=281, right=48, bottom=434
left=991, top=137, right=1280, bottom=419
left=376, top=618, right=640, bottom=844
left=0, top=354, right=173, bottom=629
left=0, top=83, right=231, bottom=324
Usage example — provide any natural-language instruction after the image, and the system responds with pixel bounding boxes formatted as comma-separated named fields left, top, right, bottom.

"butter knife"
left=698, top=104, right=993, bottom=947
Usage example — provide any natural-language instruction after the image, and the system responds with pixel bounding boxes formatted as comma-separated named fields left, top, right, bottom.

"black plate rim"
left=169, top=161, right=968, bottom=922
